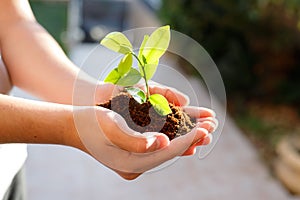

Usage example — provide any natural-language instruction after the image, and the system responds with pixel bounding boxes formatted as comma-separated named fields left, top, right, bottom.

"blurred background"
left=19, top=0, right=300, bottom=199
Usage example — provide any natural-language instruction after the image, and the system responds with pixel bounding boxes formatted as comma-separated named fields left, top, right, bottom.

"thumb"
left=102, top=111, right=170, bottom=153
left=143, top=132, right=170, bottom=152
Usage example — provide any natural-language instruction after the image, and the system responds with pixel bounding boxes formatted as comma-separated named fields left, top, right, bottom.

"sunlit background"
left=20, top=0, right=300, bottom=199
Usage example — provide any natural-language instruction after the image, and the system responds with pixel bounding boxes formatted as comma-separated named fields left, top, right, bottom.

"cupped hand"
left=146, top=82, right=218, bottom=155
left=73, top=105, right=215, bottom=180
left=72, top=105, right=168, bottom=180
left=180, top=106, right=218, bottom=155
left=78, top=82, right=218, bottom=180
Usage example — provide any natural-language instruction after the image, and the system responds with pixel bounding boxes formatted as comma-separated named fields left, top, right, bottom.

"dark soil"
left=98, top=92, right=196, bottom=140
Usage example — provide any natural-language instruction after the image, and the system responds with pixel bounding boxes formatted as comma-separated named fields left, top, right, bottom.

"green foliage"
left=118, top=54, right=133, bottom=76
left=160, top=0, right=300, bottom=106
left=103, top=68, right=121, bottom=84
left=101, top=26, right=172, bottom=115
left=115, top=68, right=142, bottom=87
left=104, top=67, right=141, bottom=87
left=149, top=94, right=173, bottom=116
left=144, top=62, right=159, bottom=81
left=138, top=35, right=150, bottom=66
left=141, top=25, right=170, bottom=65
left=100, top=32, right=133, bottom=54
left=126, top=87, right=146, bottom=104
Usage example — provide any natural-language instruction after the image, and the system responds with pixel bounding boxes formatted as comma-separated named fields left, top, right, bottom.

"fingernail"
left=210, top=122, right=217, bottom=132
left=199, top=134, right=213, bottom=145
left=203, top=121, right=216, bottom=132
left=155, top=137, right=161, bottom=149
left=146, top=135, right=157, bottom=149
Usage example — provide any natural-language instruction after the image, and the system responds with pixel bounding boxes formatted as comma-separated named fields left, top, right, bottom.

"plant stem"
left=132, top=52, right=143, bottom=67
left=131, top=52, right=150, bottom=98
left=142, top=69, right=150, bottom=98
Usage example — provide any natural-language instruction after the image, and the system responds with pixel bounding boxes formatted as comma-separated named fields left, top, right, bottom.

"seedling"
left=100, top=25, right=172, bottom=116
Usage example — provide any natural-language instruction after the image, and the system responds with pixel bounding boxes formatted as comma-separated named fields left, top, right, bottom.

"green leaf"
left=104, top=68, right=121, bottom=84
left=100, top=32, right=132, bottom=54
left=126, top=87, right=146, bottom=104
left=142, top=25, right=171, bottom=64
left=138, top=35, right=149, bottom=66
left=144, top=61, right=159, bottom=80
left=149, top=94, right=172, bottom=116
left=142, top=55, right=147, bottom=65
left=116, top=68, right=142, bottom=86
left=118, top=54, right=132, bottom=76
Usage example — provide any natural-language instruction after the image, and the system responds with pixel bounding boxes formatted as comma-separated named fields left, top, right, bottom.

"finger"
left=143, top=132, right=170, bottom=152
left=182, top=134, right=214, bottom=156
left=183, top=106, right=216, bottom=118
left=197, top=117, right=218, bottom=130
left=99, top=109, right=170, bottom=153
left=154, top=125, right=209, bottom=155
left=194, top=134, right=213, bottom=146
left=149, top=85, right=189, bottom=106
left=94, top=83, right=124, bottom=104
left=104, top=125, right=209, bottom=174
left=106, top=127, right=169, bottom=154
left=182, top=134, right=213, bottom=155
left=145, top=127, right=208, bottom=164
left=182, top=145, right=197, bottom=156
left=181, top=126, right=210, bottom=156
left=191, top=126, right=209, bottom=145
left=199, top=121, right=217, bottom=133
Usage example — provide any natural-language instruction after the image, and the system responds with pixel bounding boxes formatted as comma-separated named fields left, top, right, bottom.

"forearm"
left=0, top=93, right=81, bottom=148
left=0, top=20, right=80, bottom=103
left=0, top=0, right=98, bottom=104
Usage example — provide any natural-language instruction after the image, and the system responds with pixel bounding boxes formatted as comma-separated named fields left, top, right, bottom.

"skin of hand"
left=72, top=106, right=216, bottom=180
left=87, top=82, right=217, bottom=179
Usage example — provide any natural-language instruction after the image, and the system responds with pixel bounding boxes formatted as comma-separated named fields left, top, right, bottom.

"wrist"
left=62, top=105, right=89, bottom=152
left=94, top=82, right=123, bottom=104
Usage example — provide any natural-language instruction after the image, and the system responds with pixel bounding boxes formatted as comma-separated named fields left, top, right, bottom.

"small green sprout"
left=100, top=25, right=172, bottom=116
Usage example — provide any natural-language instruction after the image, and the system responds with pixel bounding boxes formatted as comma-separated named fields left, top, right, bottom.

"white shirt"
left=0, top=57, right=27, bottom=198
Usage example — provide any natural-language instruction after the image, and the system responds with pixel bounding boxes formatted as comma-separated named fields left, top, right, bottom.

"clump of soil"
left=98, top=92, right=196, bottom=140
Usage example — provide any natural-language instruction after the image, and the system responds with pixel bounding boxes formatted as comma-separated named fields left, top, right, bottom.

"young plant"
left=100, top=25, right=172, bottom=116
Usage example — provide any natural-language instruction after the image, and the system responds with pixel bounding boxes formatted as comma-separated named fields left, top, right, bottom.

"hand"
left=75, top=82, right=217, bottom=180
left=95, top=81, right=218, bottom=154
left=72, top=105, right=167, bottom=180
left=144, top=81, right=218, bottom=155
left=72, top=105, right=216, bottom=180
left=180, top=106, right=217, bottom=155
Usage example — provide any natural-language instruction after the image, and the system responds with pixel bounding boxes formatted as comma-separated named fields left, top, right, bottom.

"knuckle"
left=133, top=137, right=148, bottom=153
